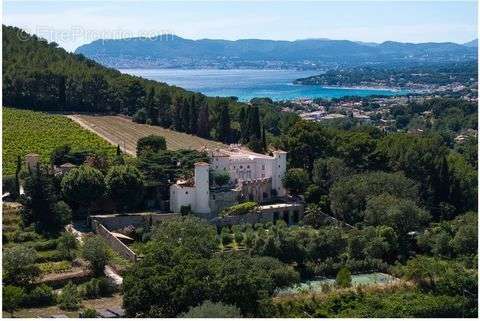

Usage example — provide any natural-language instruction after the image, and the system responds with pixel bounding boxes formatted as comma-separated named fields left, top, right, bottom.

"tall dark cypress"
left=217, top=103, right=231, bottom=144
left=182, top=98, right=190, bottom=133
left=197, top=101, right=210, bottom=138
left=173, top=97, right=184, bottom=131
left=246, top=106, right=261, bottom=140
left=145, top=87, right=157, bottom=124
left=189, top=95, right=198, bottom=134
left=239, top=106, right=247, bottom=142
left=262, top=126, right=267, bottom=151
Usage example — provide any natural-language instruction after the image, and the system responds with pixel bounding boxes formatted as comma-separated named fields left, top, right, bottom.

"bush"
left=24, top=284, right=56, bottom=307
left=220, top=202, right=258, bottom=217
left=3, top=245, right=41, bottom=286
left=80, top=308, right=97, bottom=318
left=79, top=277, right=114, bottom=299
left=221, top=227, right=233, bottom=246
left=137, top=135, right=167, bottom=156
left=212, top=170, right=230, bottom=186
left=82, top=236, right=109, bottom=275
left=336, top=267, right=352, bottom=288
left=57, top=232, right=78, bottom=260
left=234, top=232, right=244, bottom=244
left=180, top=205, right=191, bottom=216
left=58, top=282, right=81, bottom=311
left=179, top=300, right=242, bottom=318
left=3, top=285, right=25, bottom=317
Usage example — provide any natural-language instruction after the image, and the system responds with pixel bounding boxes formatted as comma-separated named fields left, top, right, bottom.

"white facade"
left=169, top=146, right=287, bottom=214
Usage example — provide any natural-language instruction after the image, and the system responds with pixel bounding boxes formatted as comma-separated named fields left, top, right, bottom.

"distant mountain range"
left=75, top=36, right=478, bottom=70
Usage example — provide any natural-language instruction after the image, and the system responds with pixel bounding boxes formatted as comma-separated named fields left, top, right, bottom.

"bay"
left=120, top=69, right=406, bottom=102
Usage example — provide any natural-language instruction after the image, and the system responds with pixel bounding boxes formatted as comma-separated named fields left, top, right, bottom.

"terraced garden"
left=68, top=114, right=227, bottom=156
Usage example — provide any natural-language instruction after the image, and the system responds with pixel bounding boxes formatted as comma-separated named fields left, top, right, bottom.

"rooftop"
left=208, top=144, right=283, bottom=161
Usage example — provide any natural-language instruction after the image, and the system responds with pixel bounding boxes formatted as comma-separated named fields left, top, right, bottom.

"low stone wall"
left=92, top=220, right=137, bottom=262
left=89, top=212, right=179, bottom=230
left=211, top=203, right=304, bottom=227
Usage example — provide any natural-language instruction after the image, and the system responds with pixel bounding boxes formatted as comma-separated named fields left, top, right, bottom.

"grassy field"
left=68, top=114, right=227, bottom=156
left=2, top=108, right=117, bottom=175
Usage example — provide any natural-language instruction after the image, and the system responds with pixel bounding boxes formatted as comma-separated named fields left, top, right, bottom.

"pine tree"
left=217, top=103, right=231, bottom=144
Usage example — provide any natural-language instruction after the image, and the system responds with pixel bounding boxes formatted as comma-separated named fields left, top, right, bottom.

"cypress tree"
left=197, top=101, right=210, bottom=138
left=182, top=98, right=190, bottom=133
left=262, top=126, right=267, bottom=152
left=239, top=107, right=247, bottom=143
left=189, top=95, right=198, bottom=134
left=217, top=103, right=231, bottom=144
left=145, top=87, right=157, bottom=124
left=156, top=89, right=171, bottom=127
left=173, top=97, right=184, bottom=131
left=246, top=106, right=261, bottom=140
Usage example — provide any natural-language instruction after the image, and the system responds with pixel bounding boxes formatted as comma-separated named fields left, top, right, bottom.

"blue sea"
left=120, top=69, right=405, bottom=102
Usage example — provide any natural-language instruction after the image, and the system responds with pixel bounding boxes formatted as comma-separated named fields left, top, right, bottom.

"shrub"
left=179, top=300, right=242, bottom=318
left=79, top=277, right=114, bottom=299
left=3, top=245, right=41, bottom=286
left=220, top=202, right=258, bottom=217
left=57, top=232, right=78, bottom=260
left=137, top=135, right=167, bottom=156
left=80, top=308, right=97, bottom=318
left=58, top=282, right=81, bottom=311
left=180, top=205, right=192, bottom=216
left=212, top=170, right=230, bottom=186
left=3, top=285, right=25, bottom=317
left=24, top=284, right=56, bottom=307
left=82, top=236, right=109, bottom=275
left=336, top=267, right=352, bottom=288
left=234, top=232, right=244, bottom=244
left=221, top=227, right=233, bottom=246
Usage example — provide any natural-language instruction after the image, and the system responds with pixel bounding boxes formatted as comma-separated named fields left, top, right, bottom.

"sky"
left=3, top=0, right=478, bottom=52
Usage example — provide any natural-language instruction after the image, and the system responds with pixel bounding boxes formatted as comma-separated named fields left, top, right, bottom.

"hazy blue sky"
left=4, top=1, right=478, bottom=51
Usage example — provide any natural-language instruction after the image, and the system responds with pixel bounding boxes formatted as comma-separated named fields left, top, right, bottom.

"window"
left=185, top=191, right=188, bottom=195
left=262, top=165, right=265, bottom=170
left=240, top=165, right=243, bottom=169
left=247, top=165, right=250, bottom=169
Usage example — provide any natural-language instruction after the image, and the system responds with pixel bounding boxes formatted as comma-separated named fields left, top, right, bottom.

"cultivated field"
left=2, top=108, right=117, bottom=175
left=68, top=114, right=227, bottom=156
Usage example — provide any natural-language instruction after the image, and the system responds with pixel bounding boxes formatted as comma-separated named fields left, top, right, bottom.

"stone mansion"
left=169, top=145, right=287, bottom=216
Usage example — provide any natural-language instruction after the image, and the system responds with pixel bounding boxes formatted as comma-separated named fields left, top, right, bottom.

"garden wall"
left=92, top=220, right=137, bottom=262
left=89, top=212, right=179, bottom=230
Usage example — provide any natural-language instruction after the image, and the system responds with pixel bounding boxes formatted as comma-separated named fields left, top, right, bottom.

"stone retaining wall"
left=92, top=220, right=137, bottom=262
left=89, top=212, right=179, bottom=230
